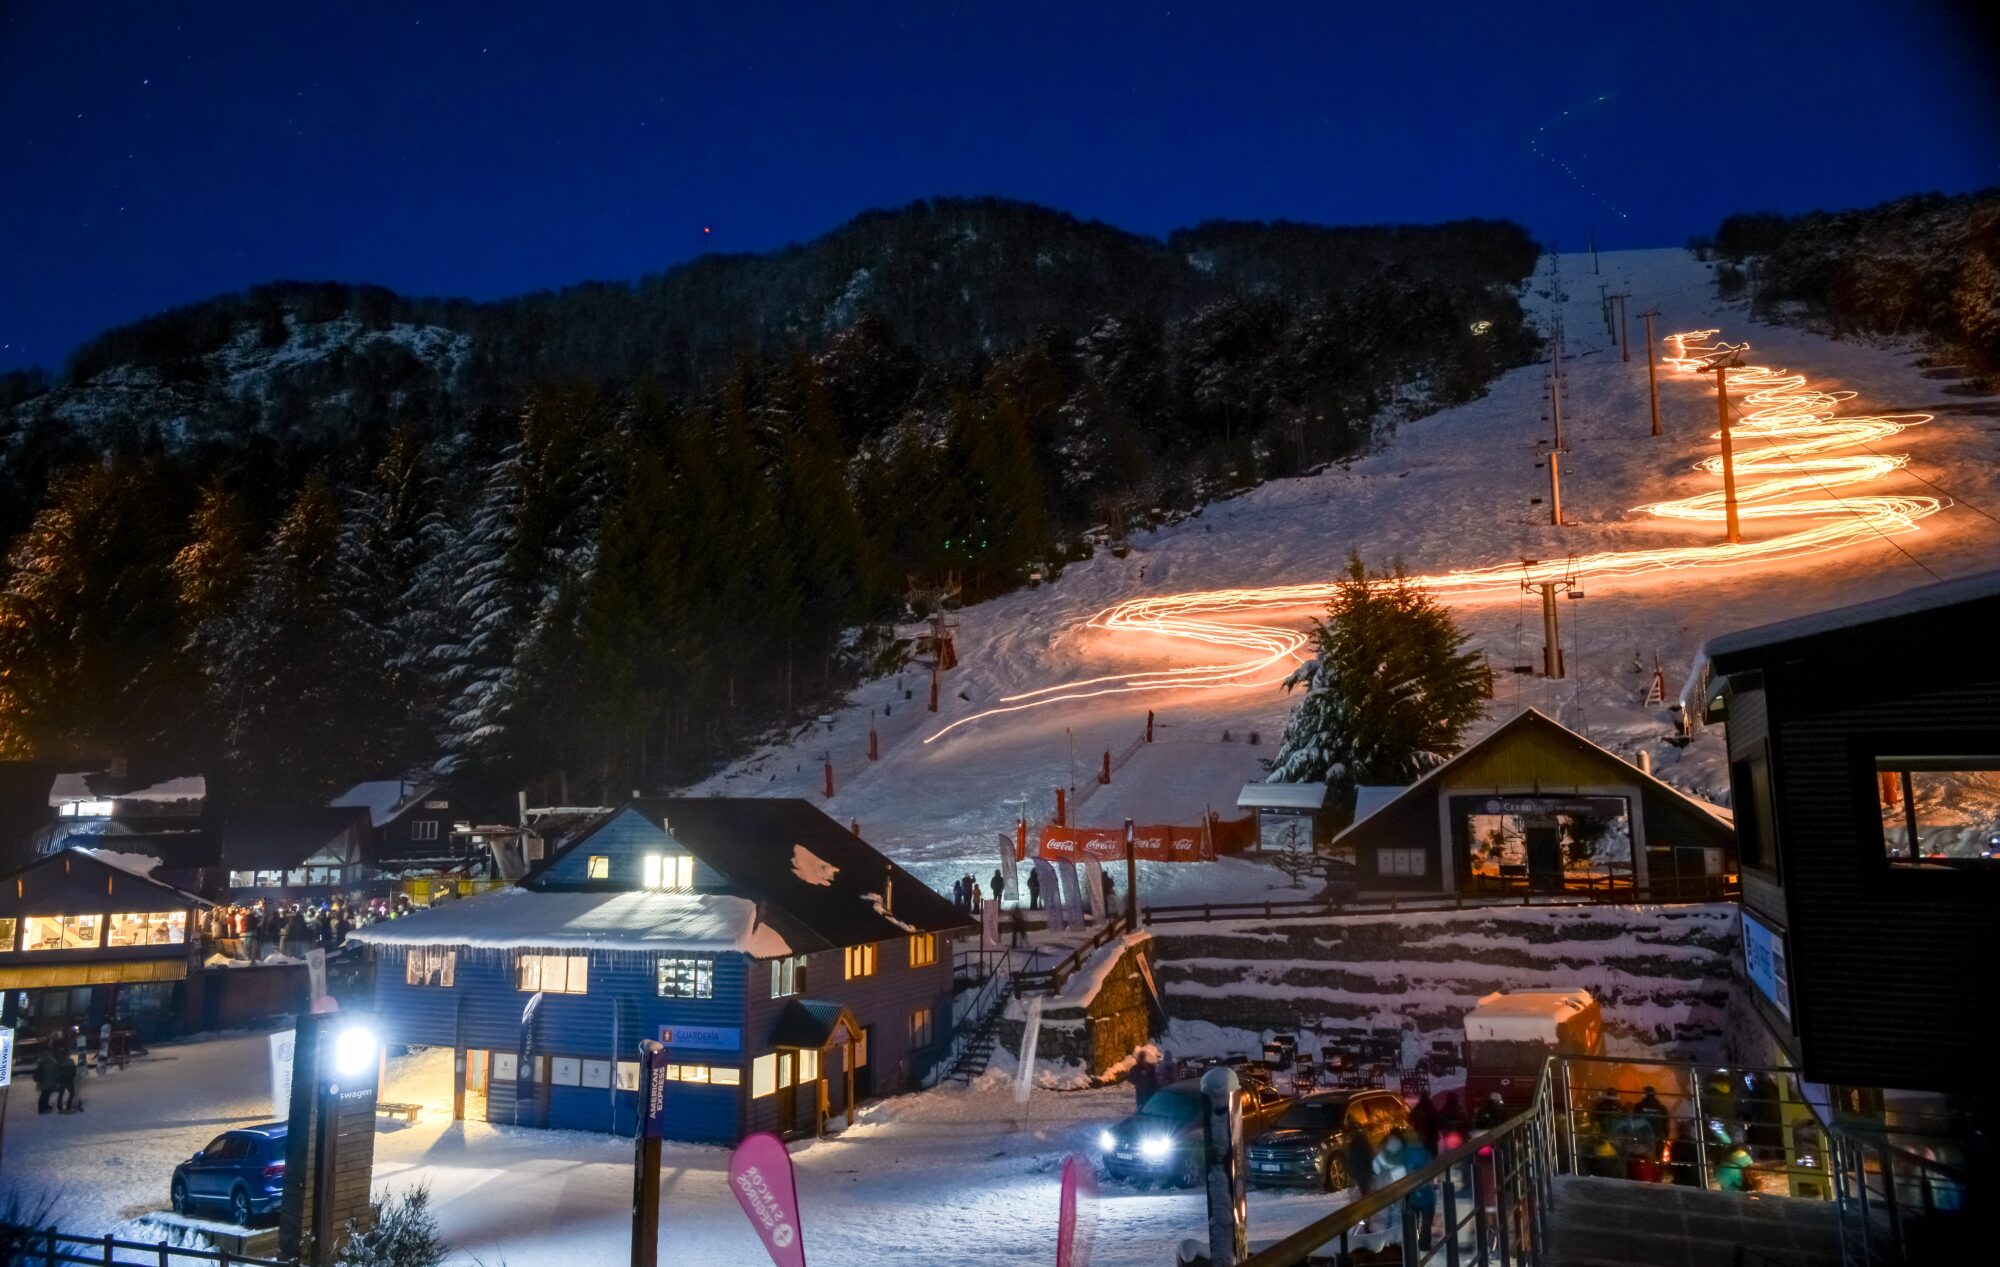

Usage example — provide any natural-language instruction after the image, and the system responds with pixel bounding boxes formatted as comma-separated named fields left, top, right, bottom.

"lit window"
left=410, top=820, right=440, bottom=842
left=752, top=1053, right=777, bottom=1098
left=657, top=956, right=714, bottom=999
left=0, top=917, right=15, bottom=951
left=799, top=1048, right=818, bottom=1082
left=227, top=871, right=255, bottom=888
left=843, top=943, right=877, bottom=980
left=23, top=914, right=102, bottom=951
left=642, top=854, right=694, bottom=891
left=1379, top=848, right=1427, bottom=877
left=406, top=947, right=457, bottom=987
left=662, top=1063, right=742, bottom=1086
left=106, top=911, right=187, bottom=947
left=586, top=855, right=611, bottom=880
left=908, top=933, right=937, bottom=968
left=516, top=952, right=589, bottom=994
left=1877, top=758, right=2000, bottom=867
left=59, top=799, right=115, bottom=818
left=770, top=954, right=808, bottom=998
left=909, top=1007, right=934, bottom=1049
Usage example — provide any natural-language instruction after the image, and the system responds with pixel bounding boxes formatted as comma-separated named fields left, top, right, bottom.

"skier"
left=1026, top=869, right=1042, bottom=910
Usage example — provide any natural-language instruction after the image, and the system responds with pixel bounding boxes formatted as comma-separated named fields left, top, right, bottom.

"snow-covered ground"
left=693, top=248, right=2000, bottom=903
left=1, top=1029, right=1378, bottom=1265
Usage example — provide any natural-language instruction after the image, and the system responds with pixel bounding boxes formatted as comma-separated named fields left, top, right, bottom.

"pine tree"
left=206, top=477, right=386, bottom=800
left=1267, top=553, right=1486, bottom=797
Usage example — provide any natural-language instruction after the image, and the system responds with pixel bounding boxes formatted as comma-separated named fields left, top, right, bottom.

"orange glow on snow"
left=924, top=329, right=1943, bottom=742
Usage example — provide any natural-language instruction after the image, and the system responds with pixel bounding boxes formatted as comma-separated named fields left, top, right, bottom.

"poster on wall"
left=1741, top=909, right=1792, bottom=1022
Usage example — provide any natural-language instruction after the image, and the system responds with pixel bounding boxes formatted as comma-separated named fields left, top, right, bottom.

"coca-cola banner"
left=728, top=1132, right=807, bottom=1267
left=1037, top=815, right=1256, bottom=863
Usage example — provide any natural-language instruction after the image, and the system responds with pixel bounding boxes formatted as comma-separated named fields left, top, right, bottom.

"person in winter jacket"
left=990, top=870, right=1006, bottom=904
left=54, top=1047, right=79, bottom=1113
left=1026, top=870, right=1042, bottom=909
left=34, top=1045, right=59, bottom=1113
left=1347, top=1126, right=1377, bottom=1195
left=1398, top=1129, right=1438, bottom=1251
left=1717, top=1131, right=1755, bottom=1191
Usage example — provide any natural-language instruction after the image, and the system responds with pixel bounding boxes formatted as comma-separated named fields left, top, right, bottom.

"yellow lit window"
left=752, top=1053, right=777, bottom=1098
left=23, top=914, right=101, bottom=951
left=586, top=855, right=610, bottom=880
left=908, top=932, right=937, bottom=967
left=843, top=943, right=877, bottom=979
left=106, top=911, right=188, bottom=947
left=516, top=952, right=589, bottom=994
left=642, top=854, right=695, bottom=891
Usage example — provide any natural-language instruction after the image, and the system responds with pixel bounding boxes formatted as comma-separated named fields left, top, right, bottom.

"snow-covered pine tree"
left=1267, top=553, right=1486, bottom=800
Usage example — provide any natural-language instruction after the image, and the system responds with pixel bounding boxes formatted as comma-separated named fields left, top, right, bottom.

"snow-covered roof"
left=1465, top=989, right=1597, bottom=1044
left=347, top=887, right=793, bottom=957
left=122, top=776, right=207, bottom=803
left=1236, top=782, right=1329, bottom=811
left=1706, top=567, right=2000, bottom=670
left=330, top=780, right=432, bottom=828
left=72, top=847, right=212, bottom=908
left=1350, top=785, right=1402, bottom=826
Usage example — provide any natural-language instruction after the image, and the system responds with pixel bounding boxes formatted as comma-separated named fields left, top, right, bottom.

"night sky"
left=3, top=1, right=1996, bottom=375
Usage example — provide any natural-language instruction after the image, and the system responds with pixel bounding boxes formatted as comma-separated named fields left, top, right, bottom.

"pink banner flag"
left=1056, top=1153, right=1098, bottom=1267
left=729, top=1132, right=808, bottom=1267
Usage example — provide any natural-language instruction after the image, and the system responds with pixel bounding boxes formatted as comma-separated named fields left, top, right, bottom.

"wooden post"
left=1146, top=710, right=1154, bottom=743
left=868, top=729, right=878, bottom=761
left=1641, top=309, right=1662, bottom=436
left=1713, top=363, right=1742, bottom=544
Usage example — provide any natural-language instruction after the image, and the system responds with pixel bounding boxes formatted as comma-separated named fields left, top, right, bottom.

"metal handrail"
left=0, top=1225, right=292, bottom=1267
left=926, top=948, right=1019, bottom=1087
left=1014, top=911, right=1131, bottom=996
left=1238, top=1059, right=1557, bottom=1267
left=1143, top=877, right=1739, bottom=926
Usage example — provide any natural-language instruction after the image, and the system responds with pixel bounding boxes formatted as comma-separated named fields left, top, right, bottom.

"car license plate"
left=1256, top=1162, right=1281, bottom=1172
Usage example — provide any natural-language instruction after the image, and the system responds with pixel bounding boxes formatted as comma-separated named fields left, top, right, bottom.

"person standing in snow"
left=34, top=1042, right=59, bottom=1113
left=990, top=870, right=1006, bottom=905
left=54, top=1045, right=78, bottom=1113
left=1026, top=869, right=1042, bottom=909
left=1131, top=1051, right=1159, bottom=1110
left=951, top=876, right=965, bottom=909
left=1100, top=871, right=1115, bottom=913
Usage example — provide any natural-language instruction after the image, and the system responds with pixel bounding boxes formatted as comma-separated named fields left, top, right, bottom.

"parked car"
left=171, top=1124, right=288, bottom=1225
left=1099, top=1077, right=1291, bottom=1186
left=1246, top=1089, right=1413, bottom=1189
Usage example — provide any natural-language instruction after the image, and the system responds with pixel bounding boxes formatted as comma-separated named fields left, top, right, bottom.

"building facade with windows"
left=1327, top=708, right=1736, bottom=897
left=0, top=847, right=206, bottom=1041
left=354, top=798, right=972, bottom=1143
left=1698, top=569, right=2000, bottom=1093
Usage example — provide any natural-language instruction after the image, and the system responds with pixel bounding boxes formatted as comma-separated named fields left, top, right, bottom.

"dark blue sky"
left=3, top=1, right=1996, bottom=375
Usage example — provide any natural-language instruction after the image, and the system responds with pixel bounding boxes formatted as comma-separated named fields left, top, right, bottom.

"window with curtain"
left=516, top=952, right=589, bottom=994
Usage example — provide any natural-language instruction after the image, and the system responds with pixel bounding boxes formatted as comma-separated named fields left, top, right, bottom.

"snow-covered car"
left=1098, top=1078, right=1290, bottom=1187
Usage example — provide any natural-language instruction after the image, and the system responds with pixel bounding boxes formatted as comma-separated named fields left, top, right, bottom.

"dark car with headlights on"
left=1099, top=1078, right=1291, bottom=1186
left=1246, top=1089, right=1411, bottom=1189
left=170, top=1123, right=288, bottom=1225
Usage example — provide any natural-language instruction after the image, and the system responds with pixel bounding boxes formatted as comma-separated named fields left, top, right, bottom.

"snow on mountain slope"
left=694, top=248, right=2000, bottom=903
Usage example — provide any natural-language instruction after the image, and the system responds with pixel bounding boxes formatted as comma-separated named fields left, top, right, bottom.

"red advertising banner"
left=1036, top=814, right=1257, bottom=863
left=1056, top=1152, right=1098, bottom=1267
left=728, top=1132, right=807, bottom=1267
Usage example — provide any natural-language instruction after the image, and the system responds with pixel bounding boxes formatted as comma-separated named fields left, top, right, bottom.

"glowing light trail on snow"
left=924, top=330, right=1943, bottom=741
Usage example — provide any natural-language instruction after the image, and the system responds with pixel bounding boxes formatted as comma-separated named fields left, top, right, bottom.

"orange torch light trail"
left=924, top=330, right=1942, bottom=742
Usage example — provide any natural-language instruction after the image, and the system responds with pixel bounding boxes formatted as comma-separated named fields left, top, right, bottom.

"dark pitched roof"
left=533, top=797, right=973, bottom=952
left=766, top=999, right=860, bottom=1049
left=0, top=847, right=210, bottom=916
left=221, top=806, right=371, bottom=871
left=1330, top=708, right=1732, bottom=847
left=1705, top=567, right=2000, bottom=675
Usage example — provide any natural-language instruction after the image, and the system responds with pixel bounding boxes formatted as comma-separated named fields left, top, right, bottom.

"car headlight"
left=1139, top=1135, right=1174, bottom=1161
left=1098, top=1130, right=1118, bottom=1152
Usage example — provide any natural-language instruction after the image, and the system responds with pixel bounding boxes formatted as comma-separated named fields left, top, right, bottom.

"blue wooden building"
left=354, top=798, right=972, bottom=1143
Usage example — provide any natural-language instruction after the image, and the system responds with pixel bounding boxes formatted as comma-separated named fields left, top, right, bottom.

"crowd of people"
left=198, top=892, right=427, bottom=961
left=1581, top=1076, right=1778, bottom=1192
left=950, top=867, right=1113, bottom=914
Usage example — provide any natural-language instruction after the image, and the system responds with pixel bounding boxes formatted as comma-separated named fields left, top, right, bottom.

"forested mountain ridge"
left=0, top=197, right=1541, bottom=804
left=1700, top=188, right=2000, bottom=372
